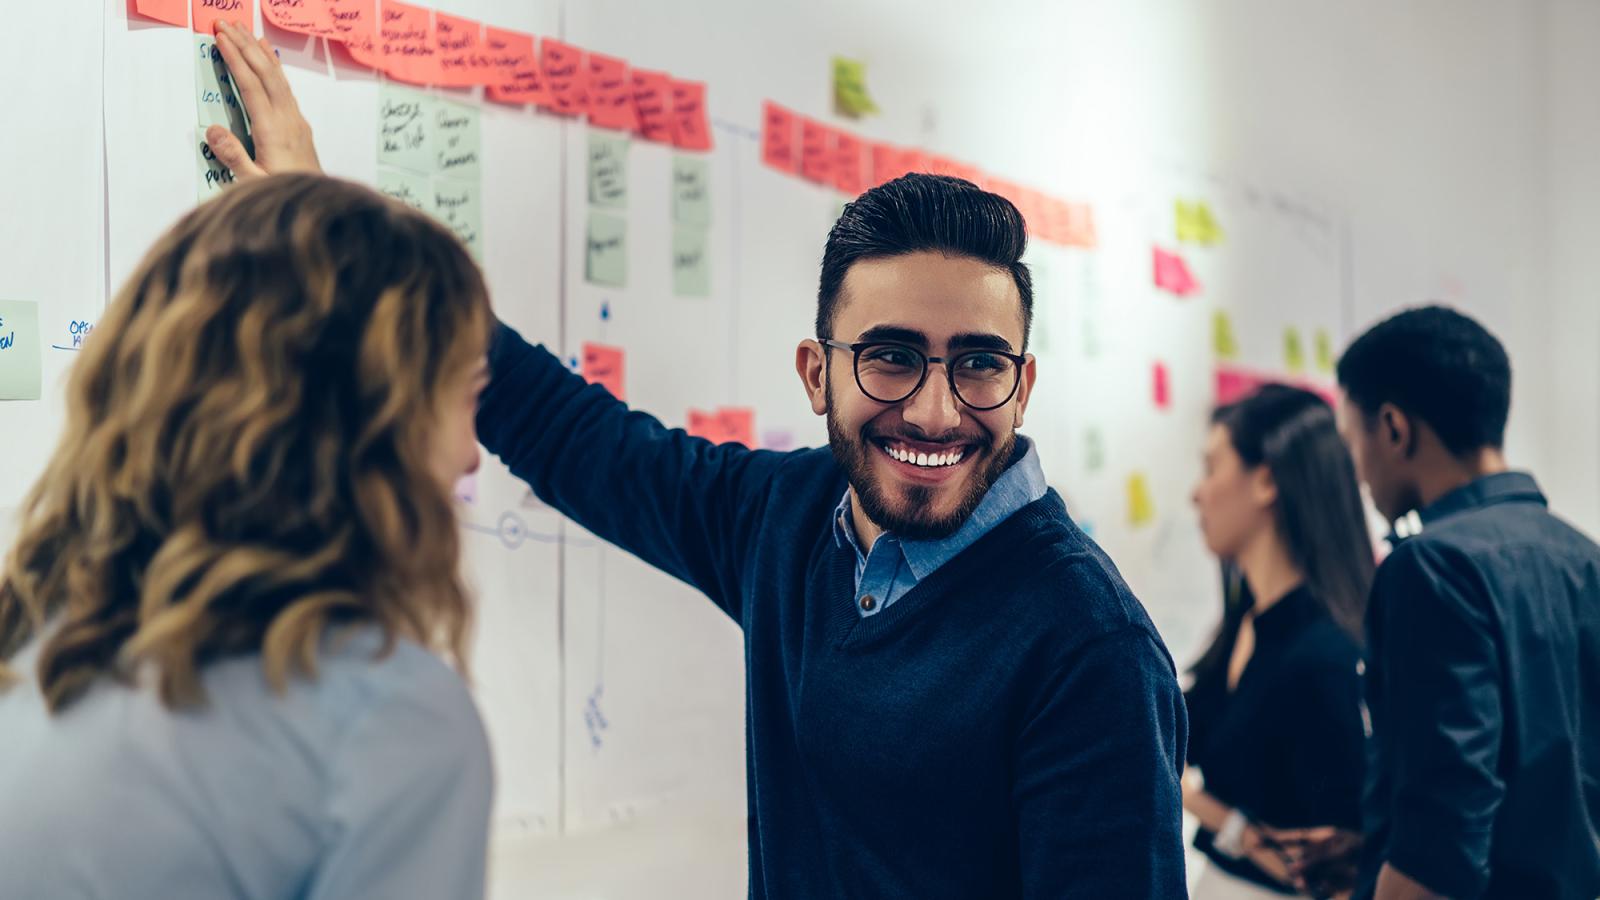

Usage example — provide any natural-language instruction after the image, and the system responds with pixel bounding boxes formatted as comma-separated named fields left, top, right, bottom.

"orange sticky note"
left=483, top=29, right=547, bottom=105
left=326, top=0, right=378, bottom=63
left=832, top=132, right=866, bottom=196
left=375, top=1, right=437, bottom=85
left=192, top=0, right=252, bottom=34
left=587, top=53, right=637, bottom=132
left=871, top=143, right=924, bottom=186
left=1153, top=247, right=1201, bottom=297
left=669, top=79, right=712, bottom=151
left=717, top=408, right=756, bottom=448
left=687, top=407, right=756, bottom=447
left=581, top=342, right=625, bottom=401
left=799, top=119, right=834, bottom=185
left=542, top=39, right=587, bottom=116
left=135, top=0, right=188, bottom=26
left=262, top=0, right=335, bottom=36
left=432, top=13, right=483, bottom=87
left=631, top=69, right=673, bottom=143
left=761, top=102, right=799, bottom=174
left=1065, top=203, right=1098, bottom=248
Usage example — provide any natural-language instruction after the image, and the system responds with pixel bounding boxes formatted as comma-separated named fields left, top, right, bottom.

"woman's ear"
left=1251, top=465, right=1279, bottom=509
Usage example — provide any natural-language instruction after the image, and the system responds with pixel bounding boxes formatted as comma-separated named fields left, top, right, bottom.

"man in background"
left=1310, top=306, right=1600, bottom=899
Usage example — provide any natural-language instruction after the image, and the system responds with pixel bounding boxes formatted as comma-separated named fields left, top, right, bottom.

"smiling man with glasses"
left=205, top=42, right=1186, bottom=890
left=487, top=174, right=1186, bottom=898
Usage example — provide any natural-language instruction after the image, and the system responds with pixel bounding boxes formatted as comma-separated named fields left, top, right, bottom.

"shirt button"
left=860, top=595, right=877, bottom=612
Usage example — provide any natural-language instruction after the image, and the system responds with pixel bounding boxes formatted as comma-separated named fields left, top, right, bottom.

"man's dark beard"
left=825, top=395, right=1016, bottom=541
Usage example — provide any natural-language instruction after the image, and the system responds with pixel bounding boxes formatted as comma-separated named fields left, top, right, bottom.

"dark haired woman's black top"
left=1185, top=585, right=1367, bottom=894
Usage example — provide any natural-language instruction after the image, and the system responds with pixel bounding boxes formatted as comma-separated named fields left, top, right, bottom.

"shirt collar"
left=831, top=437, right=1049, bottom=577
left=1388, top=471, right=1546, bottom=544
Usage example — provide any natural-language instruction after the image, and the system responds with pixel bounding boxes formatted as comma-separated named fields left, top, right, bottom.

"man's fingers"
left=205, top=125, right=267, bottom=180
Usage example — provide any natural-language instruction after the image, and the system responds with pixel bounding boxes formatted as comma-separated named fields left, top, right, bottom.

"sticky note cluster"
left=584, top=132, right=630, bottom=288
left=152, top=1, right=714, bottom=152
left=759, top=99, right=1095, bottom=248
left=374, top=85, right=483, bottom=259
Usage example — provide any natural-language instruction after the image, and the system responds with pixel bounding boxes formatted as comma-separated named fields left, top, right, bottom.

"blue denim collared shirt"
left=832, top=436, right=1049, bottom=617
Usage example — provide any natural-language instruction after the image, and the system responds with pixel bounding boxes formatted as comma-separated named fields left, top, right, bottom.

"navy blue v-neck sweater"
left=477, top=324, right=1188, bottom=898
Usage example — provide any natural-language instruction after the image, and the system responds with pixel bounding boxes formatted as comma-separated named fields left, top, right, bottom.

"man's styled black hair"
left=1336, top=305, right=1512, bottom=454
left=816, top=174, right=1033, bottom=347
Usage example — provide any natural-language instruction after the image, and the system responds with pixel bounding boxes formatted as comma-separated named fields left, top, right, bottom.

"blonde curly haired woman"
left=0, top=174, right=496, bottom=899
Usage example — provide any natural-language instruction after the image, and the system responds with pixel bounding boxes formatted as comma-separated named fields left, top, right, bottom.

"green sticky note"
left=832, top=56, right=879, bottom=118
left=195, top=34, right=252, bottom=144
left=378, top=85, right=433, bottom=175
left=0, top=299, right=43, bottom=401
left=1212, top=310, right=1239, bottom=359
left=1314, top=328, right=1335, bottom=373
left=672, top=155, right=711, bottom=226
left=1084, top=428, right=1105, bottom=473
left=1284, top=327, right=1306, bottom=374
left=432, top=177, right=483, bottom=260
left=377, top=166, right=434, bottom=215
left=586, top=212, right=627, bottom=287
left=672, top=225, right=711, bottom=297
left=433, top=99, right=480, bottom=180
left=197, top=136, right=236, bottom=199
left=588, top=133, right=629, bottom=209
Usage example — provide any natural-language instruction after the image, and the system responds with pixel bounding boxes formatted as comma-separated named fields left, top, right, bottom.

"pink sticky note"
left=631, top=69, right=673, bottom=143
left=136, top=0, right=188, bottom=26
left=542, top=39, right=588, bottom=116
left=432, top=13, right=483, bottom=87
left=1153, top=247, right=1201, bottom=297
left=453, top=472, right=478, bottom=505
left=799, top=119, right=834, bottom=185
left=686, top=408, right=719, bottom=441
left=581, top=342, right=626, bottom=401
left=374, top=1, right=437, bottom=85
left=761, top=102, right=799, bottom=174
left=1153, top=362, right=1171, bottom=410
left=669, top=79, right=712, bottom=151
left=946, top=161, right=983, bottom=185
left=587, top=53, right=637, bottom=132
left=262, top=0, right=335, bottom=36
left=483, top=29, right=547, bottom=105
left=326, top=0, right=377, bottom=63
left=192, top=0, right=252, bottom=34
left=832, top=132, right=866, bottom=196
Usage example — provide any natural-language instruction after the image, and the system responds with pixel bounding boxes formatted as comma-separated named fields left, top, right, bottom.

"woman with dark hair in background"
left=1183, top=385, right=1375, bottom=898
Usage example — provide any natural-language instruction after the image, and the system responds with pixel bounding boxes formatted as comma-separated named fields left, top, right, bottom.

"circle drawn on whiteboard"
left=496, top=511, right=529, bottom=550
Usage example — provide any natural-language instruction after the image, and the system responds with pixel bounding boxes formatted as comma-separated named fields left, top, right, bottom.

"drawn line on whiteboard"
left=50, top=345, right=80, bottom=352
left=710, top=118, right=759, bottom=141
left=461, top=511, right=600, bottom=551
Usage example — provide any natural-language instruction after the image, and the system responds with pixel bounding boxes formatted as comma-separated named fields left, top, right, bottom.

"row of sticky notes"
left=135, top=0, right=713, bottom=151
left=583, top=215, right=710, bottom=296
left=758, top=100, right=1097, bottom=249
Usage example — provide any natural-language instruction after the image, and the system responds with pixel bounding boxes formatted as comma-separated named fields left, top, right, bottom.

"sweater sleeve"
left=474, top=322, right=788, bottom=621
left=1012, top=626, right=1189, bottom=898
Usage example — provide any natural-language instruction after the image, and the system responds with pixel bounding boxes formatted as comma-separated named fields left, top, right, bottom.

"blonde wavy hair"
left=0, top=174, right=492, bottom=712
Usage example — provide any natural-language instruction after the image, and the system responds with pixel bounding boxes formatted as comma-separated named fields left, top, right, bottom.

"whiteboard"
left=4, top=0, right=1353, bottom=869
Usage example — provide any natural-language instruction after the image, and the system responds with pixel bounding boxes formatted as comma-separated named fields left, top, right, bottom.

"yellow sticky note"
left=1176, top=199, right=1224, bottom=245
left=1284, top=327, right=1306, bottom=374
left=1314, top=329, right=1335, bottom=374
left=832, top=57, right=879, bottom=119
left=1212, top=310, right=1239, bottom=360
left=1127, top=472, right=1155, bottom=528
